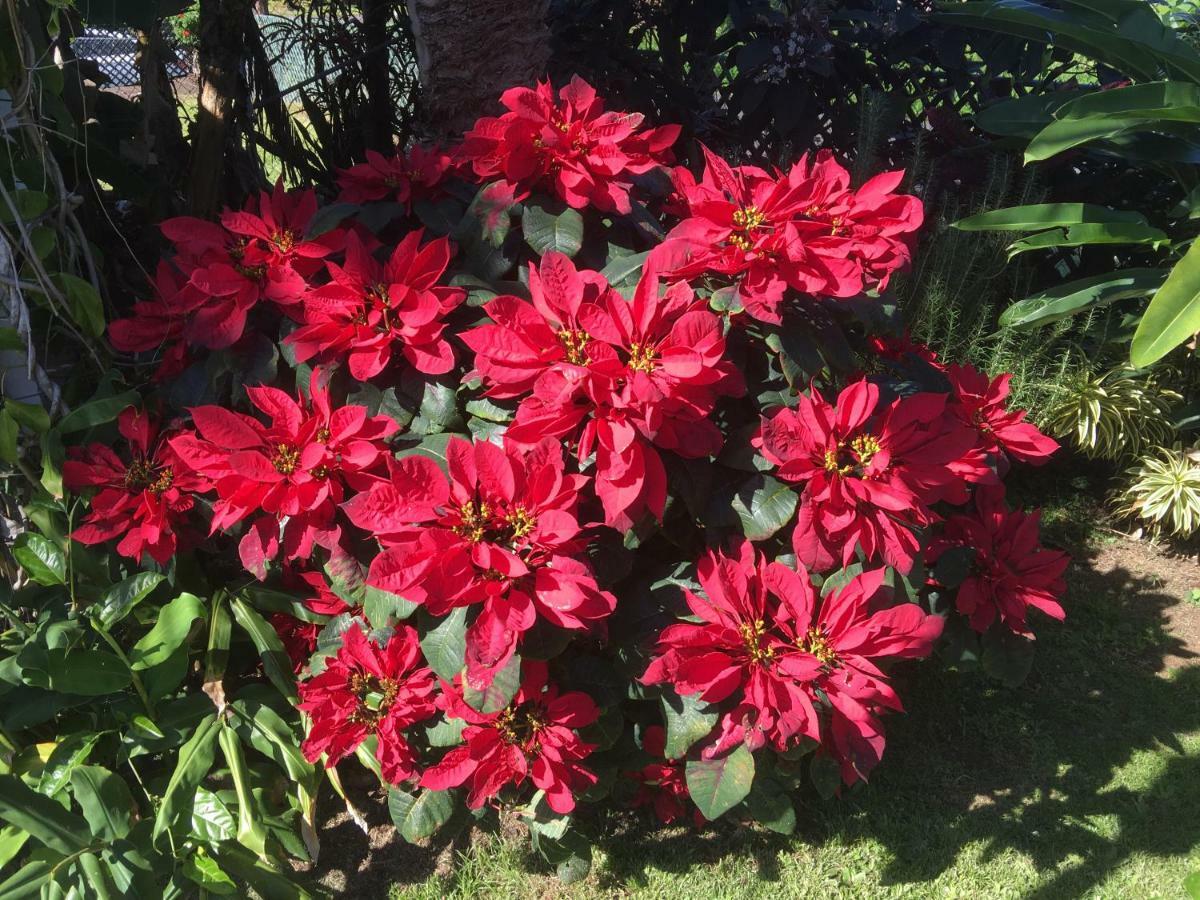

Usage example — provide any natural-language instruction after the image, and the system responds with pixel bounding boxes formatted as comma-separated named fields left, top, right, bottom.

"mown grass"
left=386, top=490, right=1200, bottom=900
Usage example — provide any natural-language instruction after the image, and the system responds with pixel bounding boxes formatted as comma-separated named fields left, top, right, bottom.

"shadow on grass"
left=588, top=534, right=1200, bottom=896
left=342, top=457, right=1200, bottom=897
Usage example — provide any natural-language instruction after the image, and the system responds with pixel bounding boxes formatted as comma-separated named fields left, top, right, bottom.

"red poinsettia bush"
left=50, top=75, right=1068, bottom=884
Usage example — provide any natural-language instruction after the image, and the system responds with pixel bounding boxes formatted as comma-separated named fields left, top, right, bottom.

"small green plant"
left=1045, top=368, right=1180, bottom=462
left=1119, top=445, right=1200, bottom=538
left=167, top=1, right=200, bottom=48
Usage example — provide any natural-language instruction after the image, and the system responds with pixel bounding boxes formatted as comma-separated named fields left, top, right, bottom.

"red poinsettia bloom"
left=169, top=369, right=398, bottom=578
left=759, top=379, right=982, bottom=572
left=865, top=331, right=941, bottom=367
left=463, top=251, right=743, bottom=529
left=218, top=181, right=340, bottom=276
left=62, top=407, right=209, bottom=564
left=944, top=363, right=1059, bottom=466
left=459, top=75, right=679, bottom=214
left=273, top=613, right=321, bottom=672
left=420, top=661, right=598, bottom=813
left=786, top=153, right=923, bottom=296
left=343, top=436, right=614, bottom=687
left=763, top=563, right=943, bottom=786
left=652, top=146, right=922, bottom=323
left=110, top=184, right=342, bottom=353
left=928, top=486, right=1068, bottom=635
left=651, top=147, right=841, bottom=323
left=627, top=726, right=700, bottom=826
left=286, top=231, right=465, bottom=379
left=642, top=539, right=822, bottom=755
left=107, top=261, right=191, bottom=380
left=298, top=623, right=437, bottom=784
left=336, top=145, right=453, bottom=209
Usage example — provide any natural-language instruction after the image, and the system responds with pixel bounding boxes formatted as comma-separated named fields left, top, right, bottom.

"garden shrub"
left=0, top=76, right=1070, bottom=893
left=937, top=0, right=1200, bottom=538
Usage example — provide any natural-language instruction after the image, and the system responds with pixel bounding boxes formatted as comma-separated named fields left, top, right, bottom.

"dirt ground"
left=1078, top=534, right=1200, bottom=671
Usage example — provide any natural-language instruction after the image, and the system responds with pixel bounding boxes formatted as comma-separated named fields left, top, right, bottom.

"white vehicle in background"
left=70, top=27, right=189, bottom=87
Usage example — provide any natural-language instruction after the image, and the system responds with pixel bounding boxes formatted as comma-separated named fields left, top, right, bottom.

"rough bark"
left=189, top=0, right=257, bottom=216
left=406, top=0, right=552, bottom=140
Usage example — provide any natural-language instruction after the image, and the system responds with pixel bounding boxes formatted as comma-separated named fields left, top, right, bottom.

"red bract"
left=459, top=75, right=679, bottom=214
left=107, top=262, right=191, bottom=381
left=285, top=231, right=465, bottom=378
left=272, top=568, right=354, bottom=671
left=928, top=486, right=1068, bottom=636
left=653, top=146, right=922, bottom=323
left=169, top=370, right=398, bottom=578
left=336, top=145, right=453, bottom=209
left=945, top=363, right=1059, bottom=466
left=110, top=184, right=341, bottom=353
left=298, top=623, right=437, bottom=784
left=759, top=380, right=981, bottom=572
left=642, top=539, right=822, bottom=755
left=627, top=726, right=699, bottom=826
left=865, top=331, right=941, bottom=367
left=463, top=251, right=742, bottom=529
left=342, top=436, right=615, bottom=687
left=273, top=613, right=320, bottom=672
left=420, top=661, right=598, bottom=813
left=764, top=563, right=943, bottom=785
left=62, top=407, right=208, bottom=564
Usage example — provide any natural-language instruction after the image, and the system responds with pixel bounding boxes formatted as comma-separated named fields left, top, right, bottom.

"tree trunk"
left=406, top=0, right=551, bottom=140
left=189, top=0, right=257, bottom=216
left=361, top=0, right=394, bottom=152
left=136, top=25, right=188, bottom=199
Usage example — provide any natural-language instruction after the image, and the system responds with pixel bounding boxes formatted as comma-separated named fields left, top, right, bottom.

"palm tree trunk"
left=189, top=0, right=257, bottom=216
left=406, top=0, right=551, bottom=139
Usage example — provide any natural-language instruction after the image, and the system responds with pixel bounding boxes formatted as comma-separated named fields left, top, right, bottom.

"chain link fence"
left=71, top=15, right=358, bottom=99
left=71, top=25, right=190, bottom=87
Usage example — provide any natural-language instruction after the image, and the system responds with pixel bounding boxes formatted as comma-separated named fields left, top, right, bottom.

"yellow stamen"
left=728, top=205, right=769, bottom=251
left=850, top=434, right=881, bottom=468
left=738, top=618, right=777, bottom=665
left=557, top=328, right=591, bottom=366
left=271, top=229, right=297, bottom=252
left=627, top=341, right=657, bottom=373
left=272, top=443, right=301, bottom=475
left=800, top=626, right=839, bottom=667
left=505, top=506, right=538, bottom=541
left=453, top=500, right=491, bottom=543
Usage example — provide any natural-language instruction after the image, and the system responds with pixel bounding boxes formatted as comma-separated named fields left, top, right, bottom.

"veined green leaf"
left=93, top=572, right=165, bottom=629
left=12, top=533, right=65, bottom=586
left=953, top=203, right=1148, bottom=232
left=419, top=607, right=468, bottom=682
left=1132, top=239, right=1200, bottom=366
left=1007, top=222, right=1169, bottom=258
left=69, top=766, right=132, bottom=840
left=685, top=745, right=755, bottom=821
left=0, top=774, right=90, bottom=855
left=999, top=268, right=1167, bottom=329
left=522, top=199, right=584, bottom=258
left=55, top=391, right=139, bottom=435
left=230, top=595, right=296, bottom=701
left=153, top=714, right=220, bottom=840
left=130, top=593, right=205, bottom=671
left=218, top=725, right=269, bottom=857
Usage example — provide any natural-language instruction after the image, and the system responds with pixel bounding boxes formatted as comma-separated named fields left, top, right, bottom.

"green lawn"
left=383, top=511, right=1200, bottom=899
